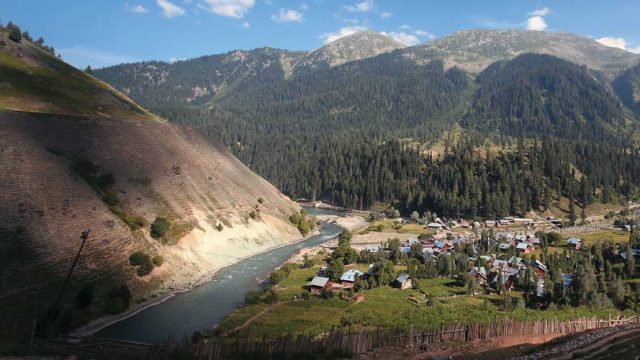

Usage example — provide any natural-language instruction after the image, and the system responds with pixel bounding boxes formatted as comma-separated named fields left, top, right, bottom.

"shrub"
left=137, top=255, right=154, bottom=276
left=270, top=269, right=288, bottom=284
left=263, top=288, right=279, bottom=304
left=152, top=255, right=165, bottom=267
left=257, top=197, right=264, bottom=204
left=301, top=290, right=310, bottom=300
left=102, top=191, right=120, bottom=206
left=129, top=251, right=145, bottom=266
left=75, top=286, right=94, bottom=309
left=105, top=285, right=131, bottom=314
left=244, top=291, right=262, bottom=304
left=249, top=211, right=258, bottom=220
left=320, top=287, right=334, bottom=299
left=8, top=23, right=21, bottom=42
left=150, top=217, right=171, bottom=238
left=215, top=223, right=224, bottom=232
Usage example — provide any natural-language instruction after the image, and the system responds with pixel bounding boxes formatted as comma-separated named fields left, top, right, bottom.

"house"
left=340, top=269, right=364, bottom=288
left=394, top=273, right=414, bottom=290
left=427, top=222, right=444, bottom=230
left=499, top=243, right=511, bottom=251
left=620, top=249, right=640, bottom=260
left=472, top=221, right=481, bottom=228
left=566, top=237, right=582, bottom=250
left=399, top=246, right=412, bottom=254
left=532, top=260, right=548, bottom=277
left=516, top=242, right=533, bottom=254
left=318, top=266, right=329, bottom=276
left=536, top=278, right=545, bottom=297
left=407, top=237, right=420, bottom=245
left=508, top=256, right=527, bottom=269
left=468, top=267, right=488, bottom=285
left=486, top=220, right=497, bottom=227
left=491, top=270, right=515, bottom=291
left=531, top=237, right=542, bottom=248
left=514, top=218, right=534, bottom=225
left=365, top=245, right=379, bottom=253
left=309, top=276, right=331, bottom=294
left=562, top=274, right=575, bottom=290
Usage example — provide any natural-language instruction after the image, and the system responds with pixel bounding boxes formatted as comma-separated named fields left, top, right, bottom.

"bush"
left=257, top=197, right=264, bottom=204
left=152, top=255, right=165, bottom=267
left=8, top=23, right=21, bottom=42
left=75, top=286, right=94, bottom=309
left=151, top=217, right=171, bottom=238
left=215, top=223, right=224, bottom=232
left=105, top=285, right=131, bottom=314
left=244, top=291, right=262, bottom=304
left=301, top=290, right=310, bottom=300
left=249, top=211, right=258, bottom=220
left=320, top=287, right=334, bottom=299
left=102, top=191, right=120, bottom=206
left=270, top=268, right=288, bottom=284
left=137, top=255, right=154, bottom=276
left=129, top=251, right=145, bottom=266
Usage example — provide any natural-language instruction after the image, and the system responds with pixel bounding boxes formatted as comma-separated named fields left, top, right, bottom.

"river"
left=96, top=207, right=344, bottom=343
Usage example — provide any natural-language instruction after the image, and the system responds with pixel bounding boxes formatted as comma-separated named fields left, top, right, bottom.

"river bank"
left=71, top=208, right=348, bottom=343
left=71, top=227, right=323, bottom=339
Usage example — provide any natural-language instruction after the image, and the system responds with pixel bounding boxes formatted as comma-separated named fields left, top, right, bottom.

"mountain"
left=464, top=53, right=629, bottom=142
left=293, top=31, right=405, bottom=71
left=404, top=29, right=640, bottom=77
left=613, top=62, right=640, bottom=115
left=0, top=28, right=301, bottom=330
left=93, top=29, right=640, bottom=213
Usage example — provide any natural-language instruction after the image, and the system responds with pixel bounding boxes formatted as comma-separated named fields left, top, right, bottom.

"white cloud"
left=526, top=15, right=547, bottom=31
left=596, top=37, right=640, bottom=54
left=320, top=26, right=367, bottom=44
left=529, top=7, right=550, bottom=17
left=200, top=0, right=255, bottom=18
left=271, top=9, right=303, bottom=22
left=300, top=3, right=308, bottom=11
left=396, top=25, right=435, bottom=40
left=58, top=46, right=136, bottom=68
left=525, top=6, right=550, bottom=31
left=157, top=0, right=185, bottom=18
left=345, top=0, right=373, bottom=13
left=242, top=21, right=250, bottom=28
left=381, top=31, right=420, bottom=46
left=412, top=29, right=436, bottom=40
left=126, top=3, right=149, bottom=13
left=380, top=11, right=391, bottom=19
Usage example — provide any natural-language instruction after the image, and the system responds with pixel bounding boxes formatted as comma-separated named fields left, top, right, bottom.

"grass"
left=217, top=263, right=624, bottom=339
left=0, top=35, right=150, bottom=119
left=564, top=230, right=630, bottom=246
left=362, top=220, right=435, bottom=236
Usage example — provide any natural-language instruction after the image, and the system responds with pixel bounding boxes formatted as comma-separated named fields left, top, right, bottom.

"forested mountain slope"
left=94, top=29, right=640, bottom=214
left=465, top=54, right=630, bottom=144
left=613, top=62, right=640, bottom=115
left=0, top=27, right=300, bottom=331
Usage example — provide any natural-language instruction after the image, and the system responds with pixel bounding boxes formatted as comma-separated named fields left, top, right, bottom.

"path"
left=222, top=301, right=288, bottom=335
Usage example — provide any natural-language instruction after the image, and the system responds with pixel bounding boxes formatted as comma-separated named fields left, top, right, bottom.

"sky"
left=2, top=0, right=639, bottom=69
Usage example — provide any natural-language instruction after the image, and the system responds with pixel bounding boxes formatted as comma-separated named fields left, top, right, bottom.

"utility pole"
left=51, top=229, right=91, bottom=318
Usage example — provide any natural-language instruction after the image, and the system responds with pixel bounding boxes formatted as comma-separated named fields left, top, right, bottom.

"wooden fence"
left=183, top=315, right=638, bottom=359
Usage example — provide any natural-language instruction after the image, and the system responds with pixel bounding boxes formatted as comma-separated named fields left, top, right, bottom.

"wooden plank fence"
left=183, top=315, right=639, bottom=359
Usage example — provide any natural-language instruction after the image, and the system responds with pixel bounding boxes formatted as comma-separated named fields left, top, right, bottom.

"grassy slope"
left=216, top=260, right=625, bottom=338
left=0, top=29, right=152, bottom=119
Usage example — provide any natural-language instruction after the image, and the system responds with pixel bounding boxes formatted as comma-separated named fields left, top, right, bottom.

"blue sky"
left=2, top=0, right=639, bottom=69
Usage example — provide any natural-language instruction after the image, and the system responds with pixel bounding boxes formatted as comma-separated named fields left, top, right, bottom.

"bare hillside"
left=0, top=29, right=300, bottom=329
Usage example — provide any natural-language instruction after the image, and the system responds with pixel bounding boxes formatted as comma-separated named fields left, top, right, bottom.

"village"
left=215, top=205, right=640, bottom=341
